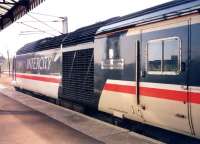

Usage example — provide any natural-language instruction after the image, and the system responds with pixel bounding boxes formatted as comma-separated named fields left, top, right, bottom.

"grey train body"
left=12, top=0, right=200, bottom=139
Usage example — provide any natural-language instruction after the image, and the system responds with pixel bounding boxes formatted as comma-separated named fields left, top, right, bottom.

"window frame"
left=146, top=37, right=181, bottom=75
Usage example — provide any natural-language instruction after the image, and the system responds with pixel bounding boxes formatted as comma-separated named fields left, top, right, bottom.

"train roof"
left=16, top=0, right=200, bottom=55
left=97, top=0, right=200, bottom=34
left=61, top=17, right=119, bottom=47
left=16, top=17, right=118, bottom=55
left=16, top=35, right=66, bottom=55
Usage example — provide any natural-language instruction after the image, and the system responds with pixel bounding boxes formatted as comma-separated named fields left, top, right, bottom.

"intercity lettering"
left=26, top=56, right=53, bottom=70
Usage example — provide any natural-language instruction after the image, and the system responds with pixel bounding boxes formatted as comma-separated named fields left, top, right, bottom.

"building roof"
left=0, top=0, right=45, bottom=30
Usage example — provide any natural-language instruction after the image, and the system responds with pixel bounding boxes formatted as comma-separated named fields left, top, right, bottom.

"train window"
left=147, top=41, right=162, bottom=72
left=147, top=37, right=181, bottom=75
left=101, top=32, right=124, bottom=70
left=106, top=34, right=120, bottom=59
left=163, top=38, right=180, bottom=72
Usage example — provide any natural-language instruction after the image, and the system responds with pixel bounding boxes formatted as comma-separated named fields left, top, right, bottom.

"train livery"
left=12, top=0, right=200, bottom=139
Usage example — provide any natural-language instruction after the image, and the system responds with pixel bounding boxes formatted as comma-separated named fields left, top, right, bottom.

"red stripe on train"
left=190, top=92, right=200, bottom=104
left=103, top=83, right=200, bottom=104
left=103, top=83, right=136, bottom=94
left=140, top=87, right=187, bottom=102
left=16, top=74, right=60, bottom=83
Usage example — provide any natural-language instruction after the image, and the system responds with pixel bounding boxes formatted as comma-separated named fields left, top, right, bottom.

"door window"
left=163, top=38, right=180, bottom=72
left=147, top=37, right=181, bottom=75
left=147, top=40, right=162, bottom=72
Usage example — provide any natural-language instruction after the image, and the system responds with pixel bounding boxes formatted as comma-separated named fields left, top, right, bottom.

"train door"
left=190, top=15, right=200, bottom=137
left=138, top=20, right=191, bottom=134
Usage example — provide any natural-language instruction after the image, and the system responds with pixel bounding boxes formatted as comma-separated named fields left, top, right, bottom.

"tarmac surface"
left=0, top=93, right=103, bottom=144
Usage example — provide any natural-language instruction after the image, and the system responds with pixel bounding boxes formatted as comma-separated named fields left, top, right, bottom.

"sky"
left=0, top=0, right=172, bottom=57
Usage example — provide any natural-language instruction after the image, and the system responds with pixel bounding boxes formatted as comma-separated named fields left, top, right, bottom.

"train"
left=12, top=0, right=200, bottom=139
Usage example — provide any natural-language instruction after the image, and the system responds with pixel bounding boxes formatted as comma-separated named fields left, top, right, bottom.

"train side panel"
left=13, top=49, right=61, bottom=99
left=96, top=14, right=200, bottom=137
left=95, top=31, right=145, bottom=122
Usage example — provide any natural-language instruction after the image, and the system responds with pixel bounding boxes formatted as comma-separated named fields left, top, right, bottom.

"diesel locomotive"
left=12, top=0, right=200, bottom=139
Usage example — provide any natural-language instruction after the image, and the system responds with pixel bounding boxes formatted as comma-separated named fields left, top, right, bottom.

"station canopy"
left=0, top=0, right=45, bottom=30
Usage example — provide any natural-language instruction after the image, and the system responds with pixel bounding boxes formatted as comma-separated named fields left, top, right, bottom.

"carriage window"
left=101, top=32, right=124, bottom=70
left=147, top=37, right=181, bottom=75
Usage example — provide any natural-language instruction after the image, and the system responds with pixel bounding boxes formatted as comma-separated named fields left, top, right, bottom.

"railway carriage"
left=12, top=0, right=200, bottom=139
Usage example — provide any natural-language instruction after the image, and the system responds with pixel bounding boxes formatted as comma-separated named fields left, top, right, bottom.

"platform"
left=0, top=75, right=163, bottom=144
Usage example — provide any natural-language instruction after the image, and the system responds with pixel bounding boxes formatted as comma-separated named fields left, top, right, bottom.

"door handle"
left=175, top=113, right=186, bottom=119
